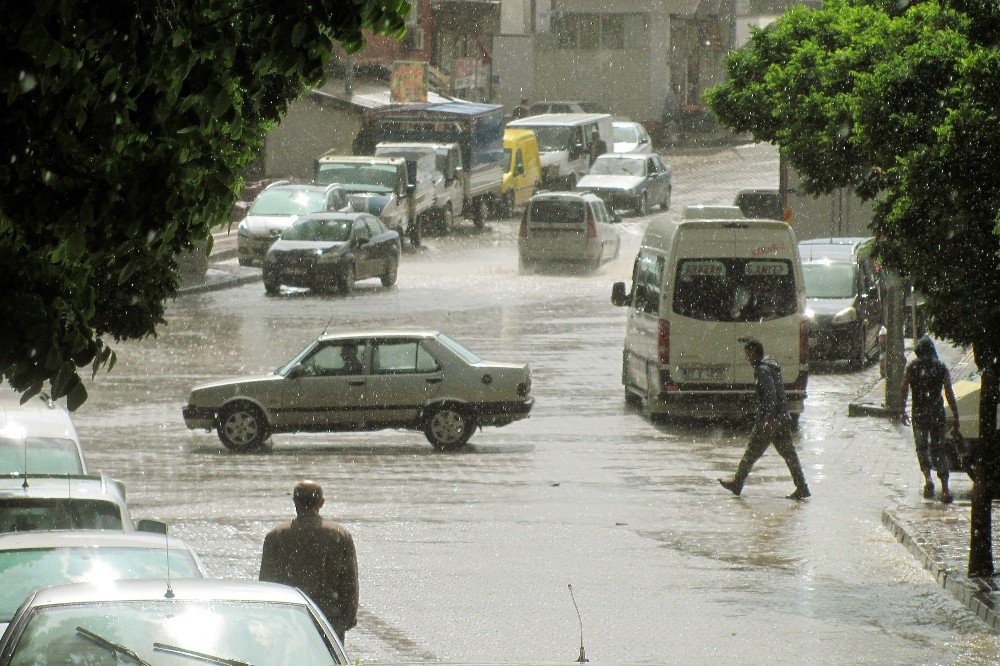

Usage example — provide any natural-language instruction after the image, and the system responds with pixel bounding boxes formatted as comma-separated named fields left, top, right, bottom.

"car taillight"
left=658, top=319, right=670, bottom=364
left=800, top=320, right=809, bottom=364
left=587, top=217, right=597, bottom=238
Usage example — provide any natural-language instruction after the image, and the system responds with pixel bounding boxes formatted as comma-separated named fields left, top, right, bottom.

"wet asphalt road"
left=72, top=142, right=1000, bottom=663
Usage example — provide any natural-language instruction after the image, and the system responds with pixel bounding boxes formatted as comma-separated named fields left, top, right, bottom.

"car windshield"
left=281, top=219, right=352, bottom=243
left=590, top=157, right=645, bottom=177
left=0, top=437, right=83, bottom=475
left=315, top=164, right=396, bottom=193
left=526, top=126, right=571, bottom=151
left=249, top=189, right=326, bottom=216
left=8, top=600, right=341, bottom=666
left=0, top=547, right=201, bottom=620
left=673, top=258, right=797, bottom=322
left=802, top=262, right=856, bottom=299
left=614, top=126, right=639, bottom=143
left=0, top=499, right=123, bottom=533
left=529, top=200, right=586, bottom=225
left=436, top=334, right=482, bottom=364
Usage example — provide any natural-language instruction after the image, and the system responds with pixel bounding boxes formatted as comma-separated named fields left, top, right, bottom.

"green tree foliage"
left=0, top=0, right=409, bottom=408
left=706, top=0, right=1000, bottom=348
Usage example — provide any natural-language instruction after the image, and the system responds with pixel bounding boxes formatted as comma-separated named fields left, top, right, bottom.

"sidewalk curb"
left=882, top=509, right=1000, bottom=629
left=176, top=272, right=261, bottom=296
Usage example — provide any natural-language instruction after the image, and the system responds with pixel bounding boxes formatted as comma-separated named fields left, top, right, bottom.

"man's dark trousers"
left=732, top=420, right=808, bottom=492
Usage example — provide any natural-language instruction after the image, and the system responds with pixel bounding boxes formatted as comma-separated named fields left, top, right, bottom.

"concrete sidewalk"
left=849, top=340, right=999, bottom=629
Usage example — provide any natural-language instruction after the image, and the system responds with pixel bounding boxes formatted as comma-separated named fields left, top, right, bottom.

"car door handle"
left=349, top=380, right=366, bottom=386
left=425, top=377, right=443, bottom=384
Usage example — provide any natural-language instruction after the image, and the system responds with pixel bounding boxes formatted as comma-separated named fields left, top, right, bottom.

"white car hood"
left=242, top=214, right=297, bottom=235
left=577, top=174, right=644, bottom=190
left=539, top=151, right=568, bottom=168
left=191, top=374, right=284, bottom=396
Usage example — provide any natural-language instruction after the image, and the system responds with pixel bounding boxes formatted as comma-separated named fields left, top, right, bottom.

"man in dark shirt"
left=898, top=335, right=960, bottom=503
left=719, top=338, right=811, bottom=499
left=260, top=480, right=359, bottom=642
left=510, top=98, right=531, bottom=120
left=589, top=130, right=608, bottom=166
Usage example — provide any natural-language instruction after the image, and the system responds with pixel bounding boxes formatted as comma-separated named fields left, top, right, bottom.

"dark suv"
left=798, top=237, right=882, bottom=368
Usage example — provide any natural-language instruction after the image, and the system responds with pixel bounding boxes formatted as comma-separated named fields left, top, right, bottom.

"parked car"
left=237, top=182, right=349, bottom=266
left=518, top=192, right=621, bottom=271
left=0, top=475, right=164, bottom=534
left=0, top=386, right=86, bottom=475
left=183, top=332, right=533, bottom=452
left=313, top=154, right=425, bottom=245
left=575, top=153, right=672, bottom=216
left=681, top=204, right=744, bottom=220
left=374, top=142, right=458, bottom=234
left=508, top=113, right=614, bottom=189
left=529, top=100, right=605, bottom=115
left=734, top=188, right=782, bottom=221
left=499, top=128, right=542, bottom=218
left=261, top=213, right=401, bottom=296
left=612, top=121, right=653, bottom=154
left=0, top=530, right=208, bottom=635
left=798, top=237, right=882, bottom=367
left=0, top=579, right=350, bottom=665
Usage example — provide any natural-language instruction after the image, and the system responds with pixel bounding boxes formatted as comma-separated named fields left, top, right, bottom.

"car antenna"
left=164, top=526, right=175, bottom=599
left=321, top=315, right=335, bottom=337
left=568, top=584, right=588, bottom=663
left=21, top=438, right=28, bottom=489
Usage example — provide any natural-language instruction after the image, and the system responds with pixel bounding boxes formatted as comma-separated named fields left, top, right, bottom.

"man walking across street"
left=898, top=335, right=960, bottom=503
left=260, top=480, right=359, bottom=643
left=719, top=338, right=811, bottom=500
left=589, top=130, right=608, bottom=165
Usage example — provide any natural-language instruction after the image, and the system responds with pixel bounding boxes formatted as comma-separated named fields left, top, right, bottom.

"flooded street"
left=72, top=143, right=1000, bottom=663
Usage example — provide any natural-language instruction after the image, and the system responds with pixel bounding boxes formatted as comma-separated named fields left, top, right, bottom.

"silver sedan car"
left=0, top=579, right=349, bottom=665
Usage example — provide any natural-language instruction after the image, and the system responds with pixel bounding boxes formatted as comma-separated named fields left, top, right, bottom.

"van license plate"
left=681, top=367, right=726, bottom=381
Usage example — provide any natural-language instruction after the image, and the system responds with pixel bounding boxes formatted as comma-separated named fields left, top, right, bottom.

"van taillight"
left=799, top=320, right=809, bottom=364
left=658, top=319, right=670, bottom=364
left=587, top=215, right=597, bottom=238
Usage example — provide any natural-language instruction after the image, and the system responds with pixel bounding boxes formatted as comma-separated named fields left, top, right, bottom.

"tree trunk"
left=968, top=340, right=999, bottom=577
left=882, top=269, right=906, bottom=412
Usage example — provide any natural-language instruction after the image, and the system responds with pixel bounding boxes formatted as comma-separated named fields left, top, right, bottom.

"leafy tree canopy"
left=0, top=0, right=409, bottom=408
left=706, top=0, right=1000, bottom=350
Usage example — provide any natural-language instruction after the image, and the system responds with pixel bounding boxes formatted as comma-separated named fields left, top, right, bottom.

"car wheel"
left=339, top=264, right=356, bottom=295
left=497, top=190, right=515, bottom=219
left=662, top=186, right=672, bottom=211
left=264, top=278, right=280, bottom=296
left=381, top=256, right=398, bottom=287
left=518, top=255, right=534, bottom=274
left=635, top=193, right=649, bottom=216
left=624, top=388, right=642, bottom=407
left=440, top=203, right=454, bottom=235
left=217, top=403, right=269, bottom=452
left=472, top=197, right=489, bottom=229
left=849, top=327, right=867, bottom=370
left=424, top=406, right=475, bottom=451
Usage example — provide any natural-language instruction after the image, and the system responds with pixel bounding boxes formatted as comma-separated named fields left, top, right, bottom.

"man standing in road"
left=510, top=98, right=531, bottom=120
left=719, top=338, right=811, bottom=499
left=260, top=480, right=359, bottom=643
left=589, top=130, right=608, bottom=165
left=898, top=335, right=960, bottom=503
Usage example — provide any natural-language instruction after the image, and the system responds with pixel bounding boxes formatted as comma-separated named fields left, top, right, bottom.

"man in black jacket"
left=718, top=338, right=811, bottom=499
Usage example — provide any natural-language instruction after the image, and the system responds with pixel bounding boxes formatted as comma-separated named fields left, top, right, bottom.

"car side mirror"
left=136, top=519, right=167, bottom=534
left=515, top=164, right=525, bottom=176
left=407, top=183, right=416, bottom=194
left=287, top=363, right=305, bottom=379
left=611, top=282, right=631, bottom=307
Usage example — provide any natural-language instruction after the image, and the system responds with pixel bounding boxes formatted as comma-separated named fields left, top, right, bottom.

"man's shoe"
left=787, top=487, right=811, bottom=500
left=923, top=483, right=935, bottom=499
left=718, top=479, right=742, bottom=496
left=941, top=491, right=954, bottom=504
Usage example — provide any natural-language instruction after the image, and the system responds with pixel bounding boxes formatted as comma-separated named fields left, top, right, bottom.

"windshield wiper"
left=154, top=642, right=252, bottom=666
left=76, top=626, right=152, bottom=665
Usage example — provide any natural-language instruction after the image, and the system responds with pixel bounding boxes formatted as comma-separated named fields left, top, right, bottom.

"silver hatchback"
left=518, top=192, right=621, bottom=271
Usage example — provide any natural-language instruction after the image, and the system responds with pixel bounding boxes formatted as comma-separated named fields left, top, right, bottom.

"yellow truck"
left=499, top=129, right=541, bottom=218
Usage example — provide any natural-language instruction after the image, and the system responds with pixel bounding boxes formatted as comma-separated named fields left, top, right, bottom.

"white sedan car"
left=183, top=332, right=533, bottom=451
left=612, top=121, right=653, bottom=154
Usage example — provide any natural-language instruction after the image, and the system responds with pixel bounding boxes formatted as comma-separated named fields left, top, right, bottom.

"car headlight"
left=832, top=306, right=857, bottom=324
left=237, top=220, right=248, bottom=233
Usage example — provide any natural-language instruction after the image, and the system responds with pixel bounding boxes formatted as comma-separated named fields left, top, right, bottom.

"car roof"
left=263, top=183, right=334, bottom=193
left=376, top=141, right=456, bottom=151
left=612, top=121, right=644, bottom=128
left=0, top=387, right=79, bottom=443
left=531, top=191, right=602, bottom=203
left=798, top=237, right=873, bottom=261
left=682, top=205, right=745, bottom=219
left=510, top=113, right=611, bottom=126
left=316, top=331, right=441, bottom=343
left=316, top=153, right=405, bottom=165
left=0, top=529, right=191, bottom=551
left=595, top=153, right=647, bottom=161
left=295, top=212, right=372, bottom=223
left=24, top=579, right=310, bottom=607
left=0, top=474, right=125, bottom=501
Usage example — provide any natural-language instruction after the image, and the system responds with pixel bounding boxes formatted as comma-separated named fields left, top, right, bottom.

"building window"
left=553, top=13, right=640, bottom=51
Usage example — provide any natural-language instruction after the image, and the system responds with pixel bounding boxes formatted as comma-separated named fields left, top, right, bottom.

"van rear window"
left=529, top=200, right=585, bottom=224
left=673, top=258, right=796, bottom=322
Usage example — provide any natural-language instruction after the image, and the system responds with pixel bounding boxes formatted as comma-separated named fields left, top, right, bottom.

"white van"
left=508, top=113, right=614, bottom=190
left=611, top=217, right=809, bottom=422
left=0, top=386, right=87, bottom=474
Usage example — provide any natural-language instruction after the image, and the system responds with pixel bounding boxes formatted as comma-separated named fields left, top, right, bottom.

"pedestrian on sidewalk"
left=260, top=480, right=359, bottom=643
left=719, top=338, right=811, bottom=500
left=898, top=335, right=960, bottom=503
